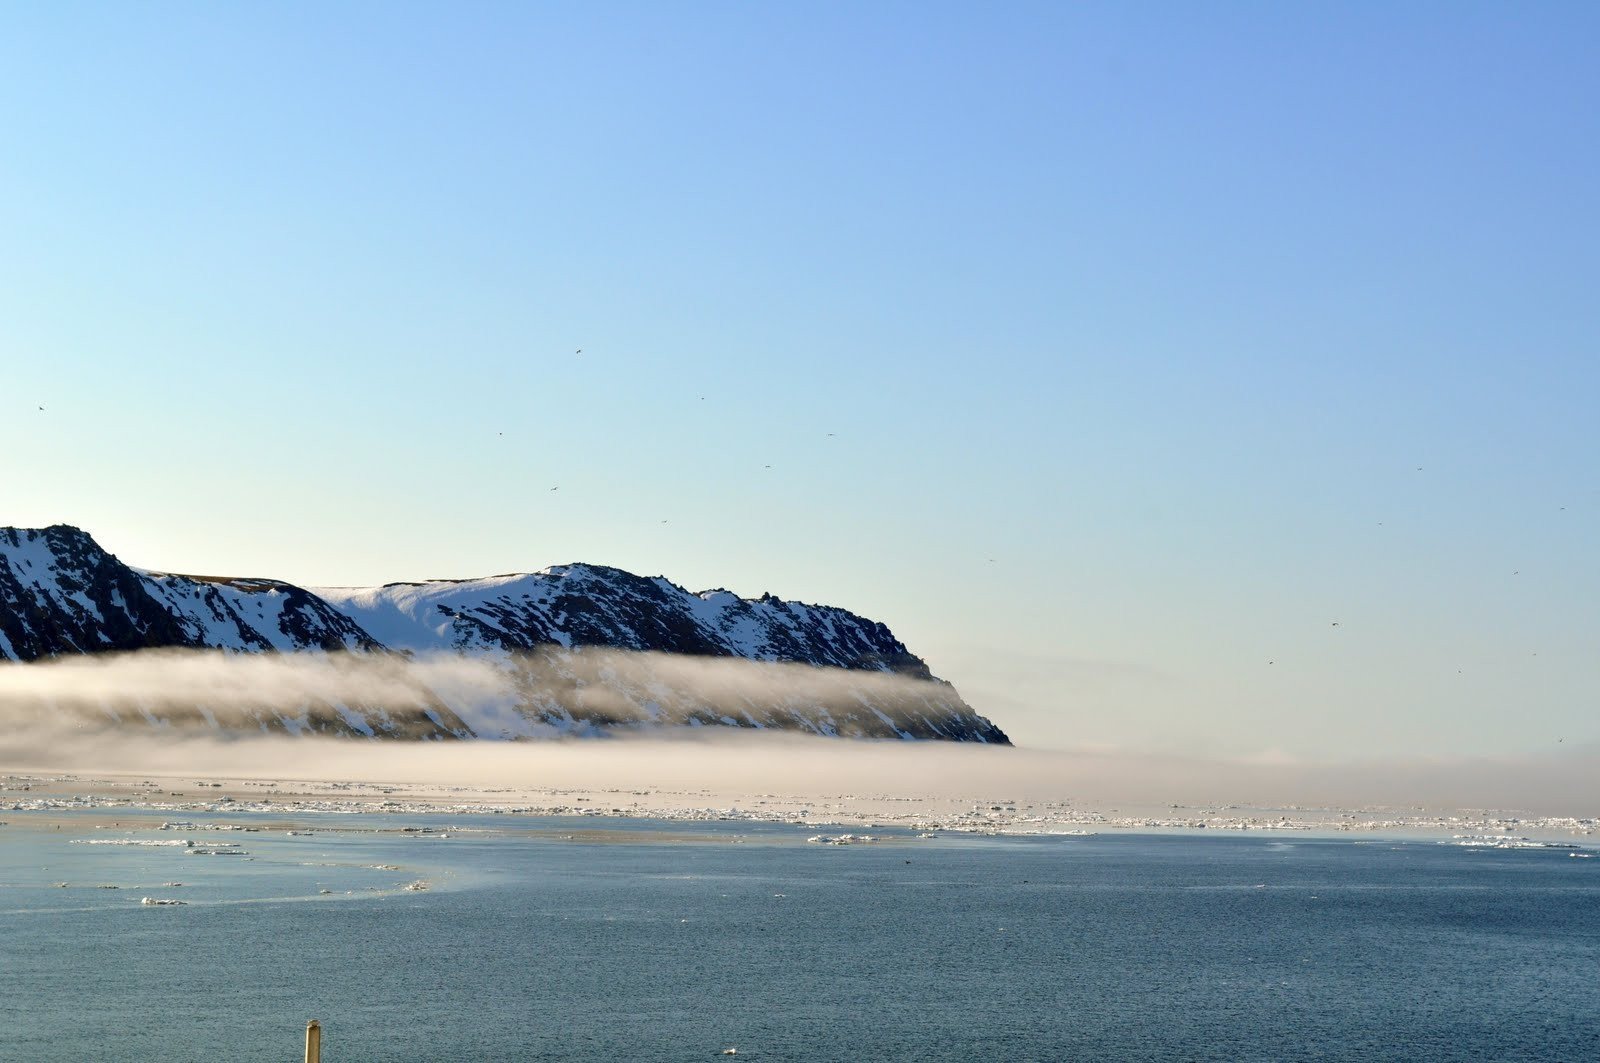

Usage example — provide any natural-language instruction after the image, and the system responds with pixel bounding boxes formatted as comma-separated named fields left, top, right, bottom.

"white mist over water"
left=0, top=646, right=980, bottom=738
left=0, top=649, right=1594, bottom=815
left=0, top=648, right=502, bottom=714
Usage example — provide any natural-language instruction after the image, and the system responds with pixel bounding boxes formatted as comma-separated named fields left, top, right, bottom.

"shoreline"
left=4, top=769, right=1595, bottom=845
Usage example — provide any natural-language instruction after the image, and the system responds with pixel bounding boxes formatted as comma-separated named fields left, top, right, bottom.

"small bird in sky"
left=550, top=486, right=559, bottom=492
left=1330, top=622, right=1341, bottom=627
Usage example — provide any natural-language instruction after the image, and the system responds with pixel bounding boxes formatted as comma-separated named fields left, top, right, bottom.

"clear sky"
left=3, top=3, right=1596, bottom=759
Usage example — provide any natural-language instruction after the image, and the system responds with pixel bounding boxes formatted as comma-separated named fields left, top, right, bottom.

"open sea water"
left=2, top=813, right=1597, bottom=1061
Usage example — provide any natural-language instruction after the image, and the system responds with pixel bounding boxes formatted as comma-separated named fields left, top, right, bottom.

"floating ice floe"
left=1445, top=835, right=1587, bottom=851
left=807, top=834, right=878, bottom=845
left=140, top=897, right=186, bottom=906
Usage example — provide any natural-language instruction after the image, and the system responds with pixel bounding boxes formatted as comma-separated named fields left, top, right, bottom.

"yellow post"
left=305, top=1019, right=322, bottom=1063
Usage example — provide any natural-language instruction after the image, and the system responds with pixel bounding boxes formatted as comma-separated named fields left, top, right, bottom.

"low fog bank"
left=0, top=647, right=988, bottom=740
left=1, top=648, right=1591, bottom=815
left=0, top=723, right=1594, bottom=817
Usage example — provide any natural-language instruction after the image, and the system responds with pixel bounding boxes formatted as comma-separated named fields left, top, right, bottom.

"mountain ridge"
left=0, top=525, right=1009, bottom=744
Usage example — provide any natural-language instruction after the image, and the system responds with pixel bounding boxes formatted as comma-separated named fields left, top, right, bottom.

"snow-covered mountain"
left=0, top=525, right=1009, bottom=743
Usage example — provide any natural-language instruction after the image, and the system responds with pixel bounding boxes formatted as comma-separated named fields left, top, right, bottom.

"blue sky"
left=3, top=3, right=1596, bottom=757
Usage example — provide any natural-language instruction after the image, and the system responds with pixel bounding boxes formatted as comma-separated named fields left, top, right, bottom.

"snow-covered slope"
left=0, top=525, right=1009, bottom=743
left=314, top=564, right=936, bottom=675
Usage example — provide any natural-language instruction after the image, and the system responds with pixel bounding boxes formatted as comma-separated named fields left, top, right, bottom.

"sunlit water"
left=2, top=813, right=1597, bottom=1061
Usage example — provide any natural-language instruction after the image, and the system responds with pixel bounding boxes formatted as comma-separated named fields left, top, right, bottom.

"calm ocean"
left=2, top=815, right=1597, bottom=1061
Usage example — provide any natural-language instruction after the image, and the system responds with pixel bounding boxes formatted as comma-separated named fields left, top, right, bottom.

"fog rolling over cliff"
left=0, top=525, right=1008, bottom=744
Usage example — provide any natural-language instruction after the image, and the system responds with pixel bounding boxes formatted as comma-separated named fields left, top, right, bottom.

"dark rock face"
left=0, top=525, right=1010, bottom=744
left=0, top=526, right=204, bottom=658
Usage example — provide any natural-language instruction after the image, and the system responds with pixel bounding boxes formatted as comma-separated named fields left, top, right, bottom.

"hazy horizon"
left=4, top=724, right=1596, bottom=819
left=0, top=645, right=1594, bottom=817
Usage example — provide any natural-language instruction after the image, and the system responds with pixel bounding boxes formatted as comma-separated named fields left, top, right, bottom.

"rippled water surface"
left=3, top=813, right=1597, bottom=1061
